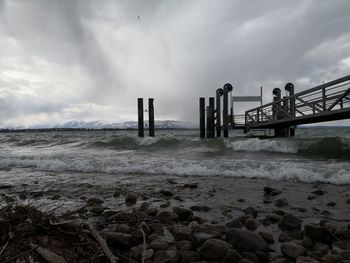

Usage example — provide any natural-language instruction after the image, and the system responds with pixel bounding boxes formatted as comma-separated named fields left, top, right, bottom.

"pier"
left=200, top=74, right=350, bottom=137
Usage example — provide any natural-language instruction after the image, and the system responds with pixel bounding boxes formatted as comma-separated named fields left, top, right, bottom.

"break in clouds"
left=0, top=0, right=350, bottom=127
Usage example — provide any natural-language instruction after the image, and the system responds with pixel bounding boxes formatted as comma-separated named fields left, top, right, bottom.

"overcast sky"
left=1, top=0, right=350, bottom=127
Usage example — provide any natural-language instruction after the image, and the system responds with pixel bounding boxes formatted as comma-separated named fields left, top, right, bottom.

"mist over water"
left=0, top=127, right=349, bottom=185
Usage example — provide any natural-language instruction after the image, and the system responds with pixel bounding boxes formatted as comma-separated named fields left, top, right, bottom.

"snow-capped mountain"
left=28, top=120, right=197, bottom=129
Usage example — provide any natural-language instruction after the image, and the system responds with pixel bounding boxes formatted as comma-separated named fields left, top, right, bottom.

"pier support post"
left=272, top=88, right=288, bottom=137
left=216, top=88, right=223, bottom=137
left=208, top=97, right=215, bottom=138
left=148, top=98, right=155, bottom=137
left=138, top=98, right=144, bottom=137
left=199, top=97, right=205, bottom=138
left=223, top=83, right=233, bottom=138
left=285, top=83, right=295, bottom=136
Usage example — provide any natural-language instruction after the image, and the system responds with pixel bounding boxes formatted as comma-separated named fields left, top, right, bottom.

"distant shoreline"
left=0, top=127, right=198, bottom=133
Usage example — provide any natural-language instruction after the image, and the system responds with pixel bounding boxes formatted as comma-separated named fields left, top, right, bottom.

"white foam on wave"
left=1, top=153, right=350, bottom=185
left=137, top=136, right=159, bottom=146
left=227, top=138, right=298, bottom=153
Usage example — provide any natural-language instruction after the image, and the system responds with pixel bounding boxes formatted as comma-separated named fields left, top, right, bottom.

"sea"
left=0, top=127, right=349, bottom=186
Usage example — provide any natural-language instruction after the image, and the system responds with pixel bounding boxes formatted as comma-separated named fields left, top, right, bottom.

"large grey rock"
left=304, top=224, right=334, bottom=244
left=226, top=228, right=269, bottom=252
left=281, top=242, right=305, bottom=259
left=199, top=238, right=232, bottom=261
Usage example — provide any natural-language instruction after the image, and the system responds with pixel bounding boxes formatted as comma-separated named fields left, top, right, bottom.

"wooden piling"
left=209, top=97, right=215, bottom=138
left=216, top=89, right=223, bottom=137
left=138, top=98, right=144, bottom=137
left=148, top=98, right=155, bottom=137
left=199, top=97, right=205, bottom=138
left=223, top=87, right=229, bottom=138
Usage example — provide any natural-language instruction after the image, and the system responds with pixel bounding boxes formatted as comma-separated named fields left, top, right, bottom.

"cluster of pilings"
left=272, top=83, right=296, bottom=137
left=138, top=98, right=155, bottom=137
left=199, top=83, right=233, bottom=138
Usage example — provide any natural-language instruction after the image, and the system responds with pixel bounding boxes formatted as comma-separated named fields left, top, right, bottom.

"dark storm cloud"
left=0, top=0, right=350, bottom=126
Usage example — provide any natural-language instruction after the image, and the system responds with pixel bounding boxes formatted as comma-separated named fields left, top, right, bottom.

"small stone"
left=281, top=242, right=305, bottom=259
left=176, top=240, right=193, bottom=251
left=153, top=250, right=181, bottom=263
left=149, top=239, right=168, bottom=251
left=50, top=194, right=61, bottom=200
left=190, top=205, right=211, bottom=212
left=159, top=189, right=174, bottom=197
left=157, top=211, right=178, bottom=223
left=140, top=202, right=150, bottom=211
left=296, top=256, right=320, bottom=263
left=275, top=198, right=289, bottom=207
left=89, top=205, right=105, bottom=215
left=278, top=213, right=302, bottom=231
left=243, top=207, right=258, bottom=218
left=242, top=252, right=260, bottom=263
left=238, top=198, right=245, bottom=202
left=87, top=197, right=103, bottom=205
left=311, top=189, right=326, bottom=196
left=125, top=192, right=137, bottom=205
left=19, top=193, right=27, bottom=200
left=145, top=207, right=158, bottom=217
left=183, top=183, right=198, bottom=189
left=113, top=189, right=122, bottom=197
left=335, top=229, right=350, bottom=240
left=181, top=251, right=200, bottom=263
left=245, top=218, right=259, bottom=231
left=160, top=202, right=170, bottom=208
left=266, top=213, right=281, bottom=224
left=172, top=207, right=193, bottom=221
left=150, top=222, right=164, bottom=234
left=111, top=211, right=145, bottom=222
left=322, top=254, right=343, bottom=263
left=173, top=226, right=193, bottom=242
left=326, top=201, right=336, bottom=207
left=199, top=238, right=232, bottom=261
left=226, top=216, right=248, bottom=228
left=259, top=231, right=274, bottom=244
left=264, top=186, right=282, bottom=196
left=307, top=195, right=316, bottom=200
left=223, top=249, right=242, bottom=263
left=31, top=191, right=43, bottom=198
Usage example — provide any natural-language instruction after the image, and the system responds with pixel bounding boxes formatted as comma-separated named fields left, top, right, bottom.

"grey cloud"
left=0, top=0, right=350, bottom=125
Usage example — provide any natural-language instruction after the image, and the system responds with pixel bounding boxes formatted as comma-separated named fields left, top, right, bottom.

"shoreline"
left=1, top=171, right=349, bottom=262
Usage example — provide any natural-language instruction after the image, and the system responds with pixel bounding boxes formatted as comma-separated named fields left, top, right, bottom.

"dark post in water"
left=148, top=98, right=155, bottom=137
left=216, top=88, right=223, bottom=137
left=223, top=83, right=233, bottom=138
left=208, top=97, right=215, bottom=138
left=199, top=97, right=205, bottom=138
left=285, top=83, right=295, bottom=136
left=138, top=98, right=144, bottom=137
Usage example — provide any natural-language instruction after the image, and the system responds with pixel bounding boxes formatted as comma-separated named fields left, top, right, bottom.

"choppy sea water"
left=0, top=127, right=349, bottom=185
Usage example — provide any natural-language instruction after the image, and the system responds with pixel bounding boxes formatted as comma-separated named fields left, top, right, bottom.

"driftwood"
left=0, top=241, right=9, bottom=256
left=32, top=245, right=66, bottom=263
left=49, top=218, right=84, bottom=228
left=88, top=224, right=119, bottom=263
